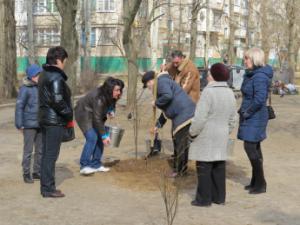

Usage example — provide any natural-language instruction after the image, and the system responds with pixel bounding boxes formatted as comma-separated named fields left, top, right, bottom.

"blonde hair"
left=244, top=47, right=265, bottom=67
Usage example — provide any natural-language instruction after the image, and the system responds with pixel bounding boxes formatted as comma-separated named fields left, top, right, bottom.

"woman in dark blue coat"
left=238, top=48, right=273, bottom=194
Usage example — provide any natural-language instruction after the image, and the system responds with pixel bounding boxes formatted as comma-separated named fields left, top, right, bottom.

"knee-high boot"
left=245, top=167, right=255, bottom=190
left=249, top=159, right=267, bottom=194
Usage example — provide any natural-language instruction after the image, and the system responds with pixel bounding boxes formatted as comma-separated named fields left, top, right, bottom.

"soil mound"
left=110, top=156, right=197, bottom=192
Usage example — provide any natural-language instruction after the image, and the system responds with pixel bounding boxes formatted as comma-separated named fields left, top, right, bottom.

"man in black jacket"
left=38, top=46, right=73, bottom=198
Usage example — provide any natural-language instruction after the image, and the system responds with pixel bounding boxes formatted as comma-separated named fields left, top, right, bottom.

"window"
left=33, top=0, right=57, bottom=14
left=15, top=0, right=26, bottom=13
left=241, top=18, right=247, bottom=28
left=188, top=6, right=192, bottom=19
left=17, top=29, right=28, bottom=45
left=97, top=0, right=115, bottom=12
left=97, top=27, right=117, bottom=45
left=81, top=28, right=96, bottom=47
left=213, top=11, right=222, bottom=29
left=224, top=27, right=228, bottom=38
left=234, top=0, right=240, bottom=6
left=167, top=19, right=173, bottom=32
left=241, top=0, right=248, bottom=9
left=159, top=5, right=165, bottom=19
left=138, top=0, right=148, bottom=17
left=35, top=28, right=60, bottom=46
left=90, top=28, right=96, bottom=47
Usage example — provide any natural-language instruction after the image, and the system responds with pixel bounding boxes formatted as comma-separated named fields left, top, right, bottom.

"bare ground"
left=0, top=94, right=300, bottom=225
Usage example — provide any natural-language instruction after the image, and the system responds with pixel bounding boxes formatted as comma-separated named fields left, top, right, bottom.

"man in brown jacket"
left=164, top=50, right=200, bottom=103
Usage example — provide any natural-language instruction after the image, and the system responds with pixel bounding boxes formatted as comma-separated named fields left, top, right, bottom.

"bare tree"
left=82, top=0, right=91, bottom=72
left=55, top=0, right=79, bottom=93
left=286, top=0, right=297, bottom=74
left=0, top=0, right=17, bottom=98
left=260, top=0, right=271, bottom=64
left=245, top=0, right=255, bottom=49
left=122, top=0, right=143, bottom=109
left=159, top=174, right=179, bottom=225
left=227, top=0, right=236, bottom=65
left=189, top=0, right=206, bottom=61
left=26, top=0, right=36, bottom=64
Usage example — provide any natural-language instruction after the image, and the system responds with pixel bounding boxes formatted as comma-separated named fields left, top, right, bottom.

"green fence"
left=17, top=56, right=252, bottom=74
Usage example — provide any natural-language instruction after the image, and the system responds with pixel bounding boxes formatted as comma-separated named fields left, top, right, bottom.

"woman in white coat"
left=189, top=63, right=237, bottom=207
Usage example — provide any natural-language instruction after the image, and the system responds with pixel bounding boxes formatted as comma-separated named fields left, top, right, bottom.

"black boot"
left=245, top=168, right=255, bottom=190
left=249, top=159, right=266, bottom=194
left=32, top=173, right=41, bottom=180
left=23, top=173, right=34, bottom=184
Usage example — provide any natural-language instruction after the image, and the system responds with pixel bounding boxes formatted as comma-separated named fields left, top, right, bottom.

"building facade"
left=15, top=0, right=263, bottom=74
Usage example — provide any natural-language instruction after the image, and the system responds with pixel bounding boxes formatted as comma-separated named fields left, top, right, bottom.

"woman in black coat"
left=75, top=77, right=124, bottom=175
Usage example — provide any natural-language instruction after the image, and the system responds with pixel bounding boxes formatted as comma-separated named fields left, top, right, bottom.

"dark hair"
left=171, top=50, right=184, bottom=58
left=98, top=77, right=125, bottom=107
left=46, top=46, right=68, bottom=65
left=210, top=63, right=230, bottom=81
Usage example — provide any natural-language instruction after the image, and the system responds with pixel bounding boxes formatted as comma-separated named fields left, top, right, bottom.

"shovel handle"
left=151, top=72, right=158, bottom=146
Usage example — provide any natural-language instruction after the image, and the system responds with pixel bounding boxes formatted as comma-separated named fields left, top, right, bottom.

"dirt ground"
left=0, top=93, right=300, bottom=225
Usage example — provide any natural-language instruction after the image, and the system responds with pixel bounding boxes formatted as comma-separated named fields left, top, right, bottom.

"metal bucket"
left=107, top=126, right=125, bottom=148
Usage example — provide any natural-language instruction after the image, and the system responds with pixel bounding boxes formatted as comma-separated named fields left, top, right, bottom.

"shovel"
left=145, top=133, right=162, bottom=159
left=144, top=71, right=160, bottom=160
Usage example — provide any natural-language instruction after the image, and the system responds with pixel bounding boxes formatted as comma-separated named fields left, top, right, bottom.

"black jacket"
left=38, top=65, right=73, bottom=127
left=75, top=87, right=113, bottom=137
left=15, top=77, right=39, bottom=129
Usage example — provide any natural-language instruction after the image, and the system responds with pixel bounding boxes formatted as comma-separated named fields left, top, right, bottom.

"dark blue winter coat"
left=15, top=78, right=39, bottom=129
left=155, top=73, right=195, bottom=134
left=237, top=65, right=273, bottom=142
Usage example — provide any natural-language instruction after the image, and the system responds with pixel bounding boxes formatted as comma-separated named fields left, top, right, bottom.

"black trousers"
left=195, top=161, right=226, bottom=204
left=173, top=124, right=190, bottom=174
left=40, top=126, right=64, bottom=195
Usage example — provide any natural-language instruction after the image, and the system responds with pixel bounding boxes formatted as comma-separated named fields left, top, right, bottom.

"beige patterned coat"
left=189, top=82, right=237, bottom=162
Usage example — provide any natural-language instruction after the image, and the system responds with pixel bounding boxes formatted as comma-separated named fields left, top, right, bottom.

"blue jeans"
left=80, top=128, right=103, bottom=169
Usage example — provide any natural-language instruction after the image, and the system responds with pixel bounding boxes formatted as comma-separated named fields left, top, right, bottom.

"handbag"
left=267, top=92, right=276, bottom=120
left=62, top=121, right=75, bottom=142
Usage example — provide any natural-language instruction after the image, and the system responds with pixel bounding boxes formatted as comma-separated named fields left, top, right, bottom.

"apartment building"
left=15, top=0, right=257, bottom=74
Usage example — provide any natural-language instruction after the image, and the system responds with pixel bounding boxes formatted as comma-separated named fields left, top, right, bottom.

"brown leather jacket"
left=167, top=58, right=200, bottom=103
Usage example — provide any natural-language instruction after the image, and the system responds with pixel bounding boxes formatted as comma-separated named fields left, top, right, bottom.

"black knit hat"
left=142, top=71, right=155, bottom=88
left=210, top=63, right=230, bottom=81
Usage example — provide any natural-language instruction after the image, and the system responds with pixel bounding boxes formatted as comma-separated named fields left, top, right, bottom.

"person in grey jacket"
left=189, top=63, right=237, bottom=207
left=142, top=71, right=195, bottom=178
left=15, top=64, right=43, bottom=183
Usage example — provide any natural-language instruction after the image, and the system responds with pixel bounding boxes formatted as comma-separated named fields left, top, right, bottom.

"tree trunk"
left=122, top=0, right=142, bottom=109
left=287, top=0, right=296, bottom=74
left=228, top=0, right=236, bottom=65
left=26, top=0, right=35, bottom=64
left=177, top=0, right=183, bottom=50
left=83, top=0, right=91, bottom=72
left=204, top=0, right=210, bottom=66
left=55, top=0, right=79, bottom=94
left=0, top=0, right=17, bottom=99
left=260, top=0, right=270, bottom=64
left=245, top=0, right=254, bottom=49
left=189, top=0, right=200, bottom=61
